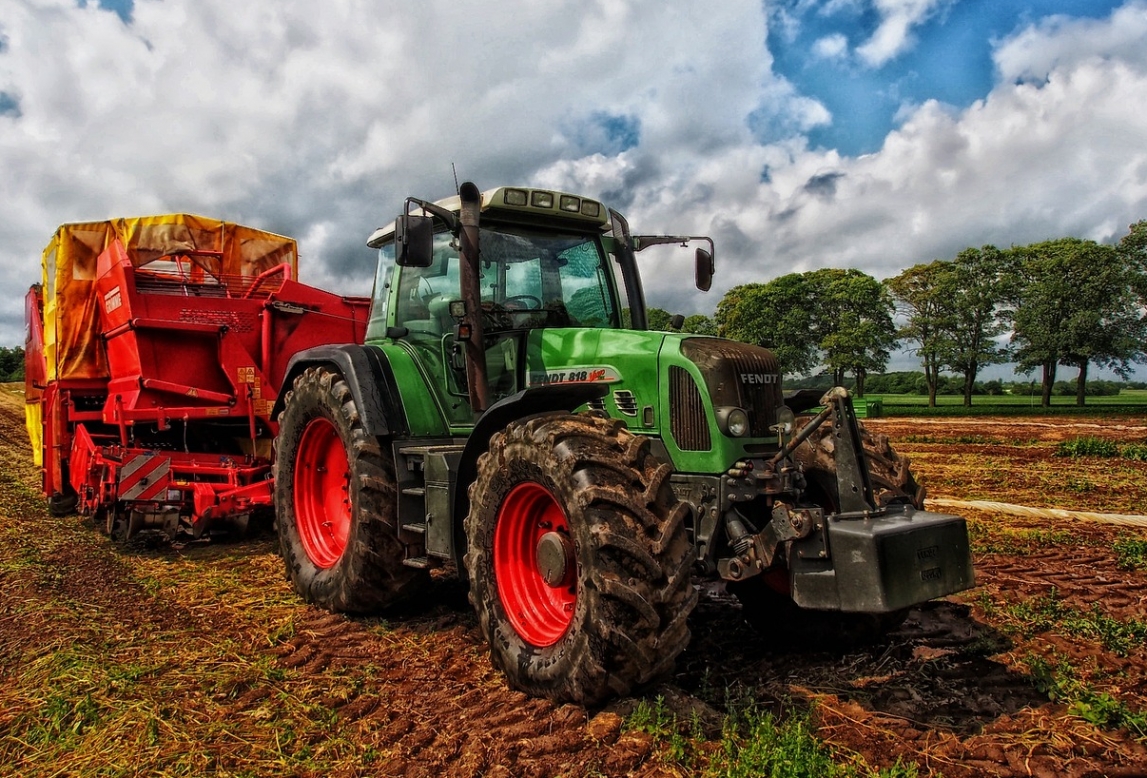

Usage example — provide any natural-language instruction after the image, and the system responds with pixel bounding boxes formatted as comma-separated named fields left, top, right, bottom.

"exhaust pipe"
left=457, top=182, right=490, bottom=413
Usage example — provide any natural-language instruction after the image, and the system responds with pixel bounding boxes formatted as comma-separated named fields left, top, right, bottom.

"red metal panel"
left=118, top=454, right=170, bottom=502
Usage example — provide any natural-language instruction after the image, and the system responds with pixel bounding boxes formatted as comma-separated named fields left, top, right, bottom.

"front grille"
left=669, top=366, right=711, bottom=451
left=679, top=339, right=782, bottom=438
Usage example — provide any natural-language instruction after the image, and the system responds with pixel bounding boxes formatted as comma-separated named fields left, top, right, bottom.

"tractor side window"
left=365, top=244, right=395, bottom=341
left=394, top=232, right=459, bottom=339
left=559, top=242, right=618, bottom=328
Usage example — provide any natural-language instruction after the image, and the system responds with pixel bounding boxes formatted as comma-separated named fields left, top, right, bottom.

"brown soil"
left=2, top=390, right=1146, bottom=777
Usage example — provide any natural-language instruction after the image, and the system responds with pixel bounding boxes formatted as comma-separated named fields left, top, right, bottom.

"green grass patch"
left=711, top=705, right=918, bottom=778
left=1114, top=536, right=1147, bottom=571
left=999, top=589, right=1147, bottom=657
left=967, top=518, right=1084, bottom=556
left=625, top=697, right=919, bottom=777
left=1055, top=437, right=1120, bottom=458
left=865, top=390, right=1147, bottom=417
left=1026, top=654, right=1147, bottom=739
left=1054, top=437, right=1147, bottom=460
left=1117, top=443, right=1147, bottom=462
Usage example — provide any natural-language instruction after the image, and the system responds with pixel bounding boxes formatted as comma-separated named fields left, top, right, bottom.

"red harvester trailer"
left=25, top=214, right=368, bottom=538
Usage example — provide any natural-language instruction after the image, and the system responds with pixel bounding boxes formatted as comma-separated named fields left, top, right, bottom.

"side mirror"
left=395, top=214, right=435, bottom=268
left=695, top=247, right=714, bottom=292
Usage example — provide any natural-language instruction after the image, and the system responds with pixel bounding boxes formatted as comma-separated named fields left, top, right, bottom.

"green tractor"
left=273, top=182, right=974, bottom=704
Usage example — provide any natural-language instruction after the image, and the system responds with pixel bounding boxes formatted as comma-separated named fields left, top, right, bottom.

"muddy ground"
left=1, top=386, right=1146, bottom=777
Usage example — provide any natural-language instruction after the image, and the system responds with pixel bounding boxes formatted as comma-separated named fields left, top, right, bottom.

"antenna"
left=452, top=163, right=460, bottom=195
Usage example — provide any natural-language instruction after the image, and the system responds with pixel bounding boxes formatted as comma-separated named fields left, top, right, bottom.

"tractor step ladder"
left=396, top=443, right=465, bottom=565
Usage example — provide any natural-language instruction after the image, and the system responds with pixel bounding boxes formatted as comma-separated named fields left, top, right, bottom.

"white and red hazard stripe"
left=118, top=453, right=171, bottom=501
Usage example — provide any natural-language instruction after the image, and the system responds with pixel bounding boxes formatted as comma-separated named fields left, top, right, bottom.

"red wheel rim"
left=293, top=416, right=351, bottom=569
left=494, top=482, right=577, bottom=647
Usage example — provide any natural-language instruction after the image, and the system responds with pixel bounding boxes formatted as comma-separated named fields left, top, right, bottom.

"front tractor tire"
left=274, top=367, right=424, bottom=613
left=466, top=413, right=696, bottom=705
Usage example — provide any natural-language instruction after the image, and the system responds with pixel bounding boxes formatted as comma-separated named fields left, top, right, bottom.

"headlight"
left=716, top=407, right=750, bottom=437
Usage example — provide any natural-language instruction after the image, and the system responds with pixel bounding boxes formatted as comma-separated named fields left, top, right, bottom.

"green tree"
left=714, top=275, right=819, bottom=376
left=886, top=260, right=950, bottom=407
left=1009, top=238, right=1145, bottom=406
left=939, top=246, right=1011, bottom=407
left=1118, top=219, right=1147, bottom=305
left=807, top=268, right=896, bottom=396
left=646, top=307, right=674, bottom=331
left=680, top=314, right=717, bottom=336
left=0, top=346, right=24, bottom=382
left=1056, top=241, right=1145, bottom=404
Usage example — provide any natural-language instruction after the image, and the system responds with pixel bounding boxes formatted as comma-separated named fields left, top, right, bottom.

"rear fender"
left=273, top=345, right=408, bottom=439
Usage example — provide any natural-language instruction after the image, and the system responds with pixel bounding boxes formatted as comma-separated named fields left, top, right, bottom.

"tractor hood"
left=524, top=329, right=785, bottom=470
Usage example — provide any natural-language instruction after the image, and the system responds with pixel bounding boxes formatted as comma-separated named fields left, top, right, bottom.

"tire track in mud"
left=981, top=548, right=1147, bottom=623
left=240, top=593, right=650, bottom=778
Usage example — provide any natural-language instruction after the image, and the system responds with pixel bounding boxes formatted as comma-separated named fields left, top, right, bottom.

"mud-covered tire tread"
left=48, top=490, right=78, bottom=517
left=465, top=412, right=697, bottom=705
left=274, top=367, right=424, bottom=613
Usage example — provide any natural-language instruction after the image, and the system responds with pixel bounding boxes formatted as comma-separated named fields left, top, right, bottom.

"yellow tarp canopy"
left=41, top=214, right=298, bottom=382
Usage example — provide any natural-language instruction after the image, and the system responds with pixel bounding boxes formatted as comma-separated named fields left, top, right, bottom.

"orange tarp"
left=41, top=214, right=298, bottom=382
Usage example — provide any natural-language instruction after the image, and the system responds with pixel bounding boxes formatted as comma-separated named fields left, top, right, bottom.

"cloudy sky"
left=3, top=0, right=1146, bottom=375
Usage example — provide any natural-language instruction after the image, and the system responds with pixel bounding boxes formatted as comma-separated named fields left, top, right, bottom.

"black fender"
left=273, top=344, right=408, bottom=439
left=451, top=382, right=609, bottom=567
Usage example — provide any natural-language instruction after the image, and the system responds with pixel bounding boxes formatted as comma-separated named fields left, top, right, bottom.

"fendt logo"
left=740, top=373, right=778, bottom=385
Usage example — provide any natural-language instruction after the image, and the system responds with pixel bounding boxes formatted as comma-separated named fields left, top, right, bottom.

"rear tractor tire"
left=465, top=412, right=696, bottom=705
left=274, top=367, right=425, bottom=613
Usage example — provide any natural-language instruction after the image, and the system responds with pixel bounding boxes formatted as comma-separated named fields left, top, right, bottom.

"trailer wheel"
left=274, top=367, right=424, bottom=613
left=48, top=490, right=78, bottom=517
left=465, top=413, right=696, bottom=704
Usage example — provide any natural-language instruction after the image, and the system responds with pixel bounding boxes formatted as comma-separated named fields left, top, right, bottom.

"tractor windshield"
left=370, top=226, right=620, bottom=341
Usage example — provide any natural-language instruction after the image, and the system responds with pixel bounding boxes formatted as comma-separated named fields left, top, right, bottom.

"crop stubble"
left=1, top=385, right=1145, bottom=777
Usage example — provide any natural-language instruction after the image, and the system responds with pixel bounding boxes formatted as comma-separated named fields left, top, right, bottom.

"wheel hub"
left=536, top=531, right=575, bottom=588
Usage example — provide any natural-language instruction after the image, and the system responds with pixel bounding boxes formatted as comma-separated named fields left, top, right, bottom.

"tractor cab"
left=365, top=185, right=713, bottom=424
left=368, top=221, right=622, bottom=420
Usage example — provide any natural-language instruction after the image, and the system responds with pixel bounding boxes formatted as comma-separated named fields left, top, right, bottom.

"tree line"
left=0, top=346, right=24, bottom=383
left=654, top=220, right=1147, bottom=407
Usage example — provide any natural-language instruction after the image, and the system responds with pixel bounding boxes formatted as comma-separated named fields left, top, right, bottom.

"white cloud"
left=812, top=33, right=849, bottom=61
left=993, top=0, right=1147, bottom=83
left=539, top=2, right=1147, bottom=319
left=1, top=0, right=1146, bottom=372
left=856, top=0, right=948, bottom=67
left=0, top=0, right=792, bottom=340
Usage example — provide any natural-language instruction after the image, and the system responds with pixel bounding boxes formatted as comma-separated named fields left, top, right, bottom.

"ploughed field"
left=1, top=382, right=1145, bottom=777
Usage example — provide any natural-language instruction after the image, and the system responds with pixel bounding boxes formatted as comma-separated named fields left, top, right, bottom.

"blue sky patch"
left=0, top=92, right=20, bottom=118
left=571, top=111, right=641, bottom=156
left=768, top=0, right=1126, bottom=156
left=78, top=0, right=134, bottom=24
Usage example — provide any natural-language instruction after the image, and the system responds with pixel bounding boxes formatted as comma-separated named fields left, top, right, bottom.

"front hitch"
left=715, top=387, right=975, bottom=612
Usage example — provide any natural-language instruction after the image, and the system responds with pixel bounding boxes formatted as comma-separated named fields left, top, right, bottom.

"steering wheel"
left=502, top=295, right=543, bottom=310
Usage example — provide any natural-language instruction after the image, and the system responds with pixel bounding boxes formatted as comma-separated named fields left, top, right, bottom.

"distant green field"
left=861, top=389, right=1147, bottom=417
